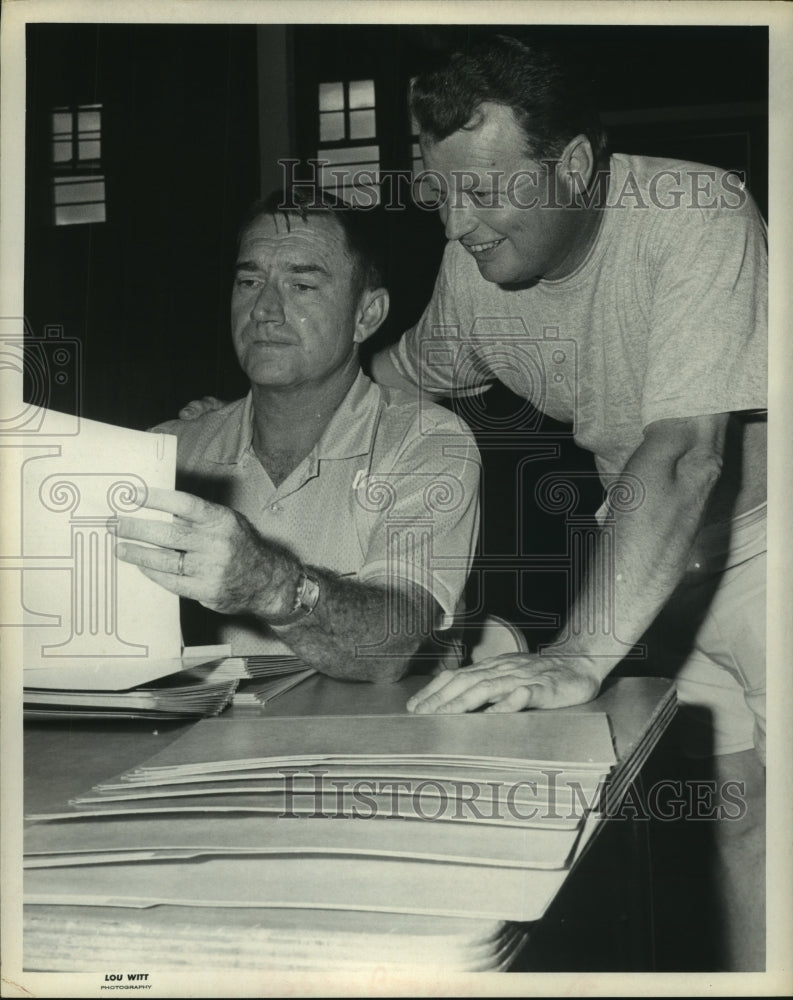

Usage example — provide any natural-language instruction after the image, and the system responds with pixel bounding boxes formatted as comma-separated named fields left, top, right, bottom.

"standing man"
left=116, top=189, right=480, bottom=682
left=371, top=35, right=766, bottom=968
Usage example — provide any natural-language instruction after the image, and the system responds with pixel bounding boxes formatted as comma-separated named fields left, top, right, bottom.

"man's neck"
left=250, top=361, right=361, bottom=487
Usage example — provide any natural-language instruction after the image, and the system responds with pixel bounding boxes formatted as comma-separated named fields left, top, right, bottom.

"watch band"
left=272, top=569, right=320, bottom=626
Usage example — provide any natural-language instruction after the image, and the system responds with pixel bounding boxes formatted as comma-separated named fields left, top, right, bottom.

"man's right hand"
left=178, top=396, right=226, bottom=420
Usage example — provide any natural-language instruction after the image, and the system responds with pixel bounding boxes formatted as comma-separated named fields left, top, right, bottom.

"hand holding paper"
left=116, top=487, right=299, bottom=621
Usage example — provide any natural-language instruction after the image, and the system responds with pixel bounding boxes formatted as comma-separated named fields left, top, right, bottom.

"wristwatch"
left=272, top=568, right=320, bottom=626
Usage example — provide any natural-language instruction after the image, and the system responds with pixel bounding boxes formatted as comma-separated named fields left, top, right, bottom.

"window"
left=317, top=79, right=379, bottom=206
left=51, top=104, right=106, bottom=225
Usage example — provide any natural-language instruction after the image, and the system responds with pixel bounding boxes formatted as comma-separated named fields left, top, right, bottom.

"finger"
left=116, top=541, right=186, bottom=576
left=405, top=670, right=460, bottom=712
left=411, top=674, right=520, bottom=715
left=137, top=487, right=221, bottom=525
left=116, top=515, right=191, bottom=550
left=178, top=397, right=215, bottom=420
left=135, top=564, right=204, bottom=601
left=484, top=685, right=534, bottom=713
left=406, top=659, right=518, bottom=712
left=116, top=542, right=190, bottom=576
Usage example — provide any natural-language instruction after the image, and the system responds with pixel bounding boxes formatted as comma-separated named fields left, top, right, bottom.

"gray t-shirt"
left=390, top=153, right=767, bottom=482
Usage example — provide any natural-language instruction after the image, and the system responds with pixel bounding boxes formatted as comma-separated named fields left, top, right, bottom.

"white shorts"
left=643, top=503, right=766, bottom=761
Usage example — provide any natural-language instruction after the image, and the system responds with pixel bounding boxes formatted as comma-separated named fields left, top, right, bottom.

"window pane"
left=55, top=202, right=106, bottom=226
left=349, top=109, right=375, bottom=140
left=317, top=144, right=380, bottom=166
left=78, top=139, right=101, bottom=161
left=346, top=185, right=380, bottom=207
left=318, top=82, right=344, bottom=111
left=54, top=178, right=106, bottom=205
left=52, top=111, right=72, bottom=138
left=78, top=109, right=101, bottom=133
left=348, top=79, right=374, bottom=109
left=319, top=111, right=345, bottom=142
left=319, top=163, right=379, bottom=189
left=52, top=140, right=72, bottom=164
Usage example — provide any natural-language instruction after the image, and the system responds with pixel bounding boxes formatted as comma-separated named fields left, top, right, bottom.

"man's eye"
left=471, top=190, right=495, bottom=206
left=293, top=282, right=316, bottom=292
left=235, top=277, right=259, bottom=288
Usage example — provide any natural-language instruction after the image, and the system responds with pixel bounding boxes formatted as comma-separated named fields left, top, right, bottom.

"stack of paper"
left=25, top=713, right=618, bottom=922
left=24, top=682, right=678, bottom=971
left=215, top=654, right=317, bottom=710
left=23, top=904, right=529, bottom=974
left=23, top=647, right=316, bottom=719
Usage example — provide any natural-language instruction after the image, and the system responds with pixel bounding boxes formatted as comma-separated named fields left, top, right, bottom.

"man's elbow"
left=673, top=445, right=723, bottom=495
left=353, top=634, right=433, bottom=684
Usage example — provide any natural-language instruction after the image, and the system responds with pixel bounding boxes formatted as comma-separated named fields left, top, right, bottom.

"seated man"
left=115, top=189, right=480, bottom=681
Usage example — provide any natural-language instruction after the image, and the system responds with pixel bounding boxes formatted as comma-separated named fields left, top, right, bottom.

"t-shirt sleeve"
left=354, top=407, right=481, bottom=628
left=388, top=242, right=495, bottom=399
left=641, top=192, right=767, bottom=428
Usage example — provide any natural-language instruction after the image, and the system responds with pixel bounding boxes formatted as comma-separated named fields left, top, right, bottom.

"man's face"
left=231, top=212, right=364, bottom=389
left=421, top=102, right=584, bottom=286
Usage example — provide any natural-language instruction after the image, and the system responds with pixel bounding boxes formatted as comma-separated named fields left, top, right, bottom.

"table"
left=22, top=674, right=676, bottom=974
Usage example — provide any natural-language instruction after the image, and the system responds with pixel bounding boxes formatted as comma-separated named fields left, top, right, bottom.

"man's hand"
left=178, top=396, right=226, bottom=421
left=406, top=651, right=604, bottom=714
left=115, top=487, right=297, bottom=620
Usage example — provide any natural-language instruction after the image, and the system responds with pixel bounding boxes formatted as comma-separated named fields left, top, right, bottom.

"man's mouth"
left=463, top=238, right=506, bottom=255
left=250, top=336, right=295, bottom=347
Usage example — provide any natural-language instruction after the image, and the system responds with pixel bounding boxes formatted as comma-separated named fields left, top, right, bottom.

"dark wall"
left=24, top=23, right=260, bottom=431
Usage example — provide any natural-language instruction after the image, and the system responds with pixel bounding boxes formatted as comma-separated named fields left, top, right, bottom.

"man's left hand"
left=115, top=487, right=295, bottom=619
left=406, top=652, right=604, bottom=714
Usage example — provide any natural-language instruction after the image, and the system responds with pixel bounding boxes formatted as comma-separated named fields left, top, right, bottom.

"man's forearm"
left=548, top=418, right=727, bottom=678
left=271, top=569, right=439, bottom=682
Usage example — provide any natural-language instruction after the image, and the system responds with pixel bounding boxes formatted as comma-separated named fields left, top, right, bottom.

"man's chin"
left=474, top=257, right=539, bottom=289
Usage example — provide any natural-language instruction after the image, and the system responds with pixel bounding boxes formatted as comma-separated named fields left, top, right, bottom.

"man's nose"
left=251, top=282, right=284, bottom=323
left=441, top=199, right=478, bottom=242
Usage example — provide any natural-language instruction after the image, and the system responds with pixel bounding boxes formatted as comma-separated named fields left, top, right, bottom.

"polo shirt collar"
left=201, top=369, right=382, bottom=467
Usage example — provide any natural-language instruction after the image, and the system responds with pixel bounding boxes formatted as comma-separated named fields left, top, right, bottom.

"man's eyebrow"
left=284, top=262, right=331, bottom=278
left=235, top=260, right=262, bottom=273
left=234, top=260, right=331, bottom=278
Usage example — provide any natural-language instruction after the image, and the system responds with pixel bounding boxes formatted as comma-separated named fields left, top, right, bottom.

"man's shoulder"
left=372, top=381, right=479, bottom=455
left=609, top=152, right=761, bottom=220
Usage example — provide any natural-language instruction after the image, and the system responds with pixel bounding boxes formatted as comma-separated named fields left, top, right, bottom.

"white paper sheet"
left=19, top=408, right=180, bottom=668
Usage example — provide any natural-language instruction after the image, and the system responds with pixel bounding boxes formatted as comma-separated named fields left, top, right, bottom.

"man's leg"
left=708, top=747, right=766, bottom=971
left=641, top=522, right=766, bottom=970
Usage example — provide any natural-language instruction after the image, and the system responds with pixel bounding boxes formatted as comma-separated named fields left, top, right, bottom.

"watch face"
left=300, top=573, right=321, bottom=614
left=275, top=571, right=320, bottom=626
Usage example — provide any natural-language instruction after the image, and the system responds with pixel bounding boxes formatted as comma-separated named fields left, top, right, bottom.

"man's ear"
left=557, top=134, right=595, bottom=201
left=353, top=286, right=390, bottom=344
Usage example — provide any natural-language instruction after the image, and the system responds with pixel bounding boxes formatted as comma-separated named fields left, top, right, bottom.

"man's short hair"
left=410, top=34, right=608, bottom=167
left=237, top=188, right=386, bottom=294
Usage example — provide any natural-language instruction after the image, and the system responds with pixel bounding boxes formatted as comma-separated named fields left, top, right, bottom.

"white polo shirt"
left=153, top=372, right=480, bottom=654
